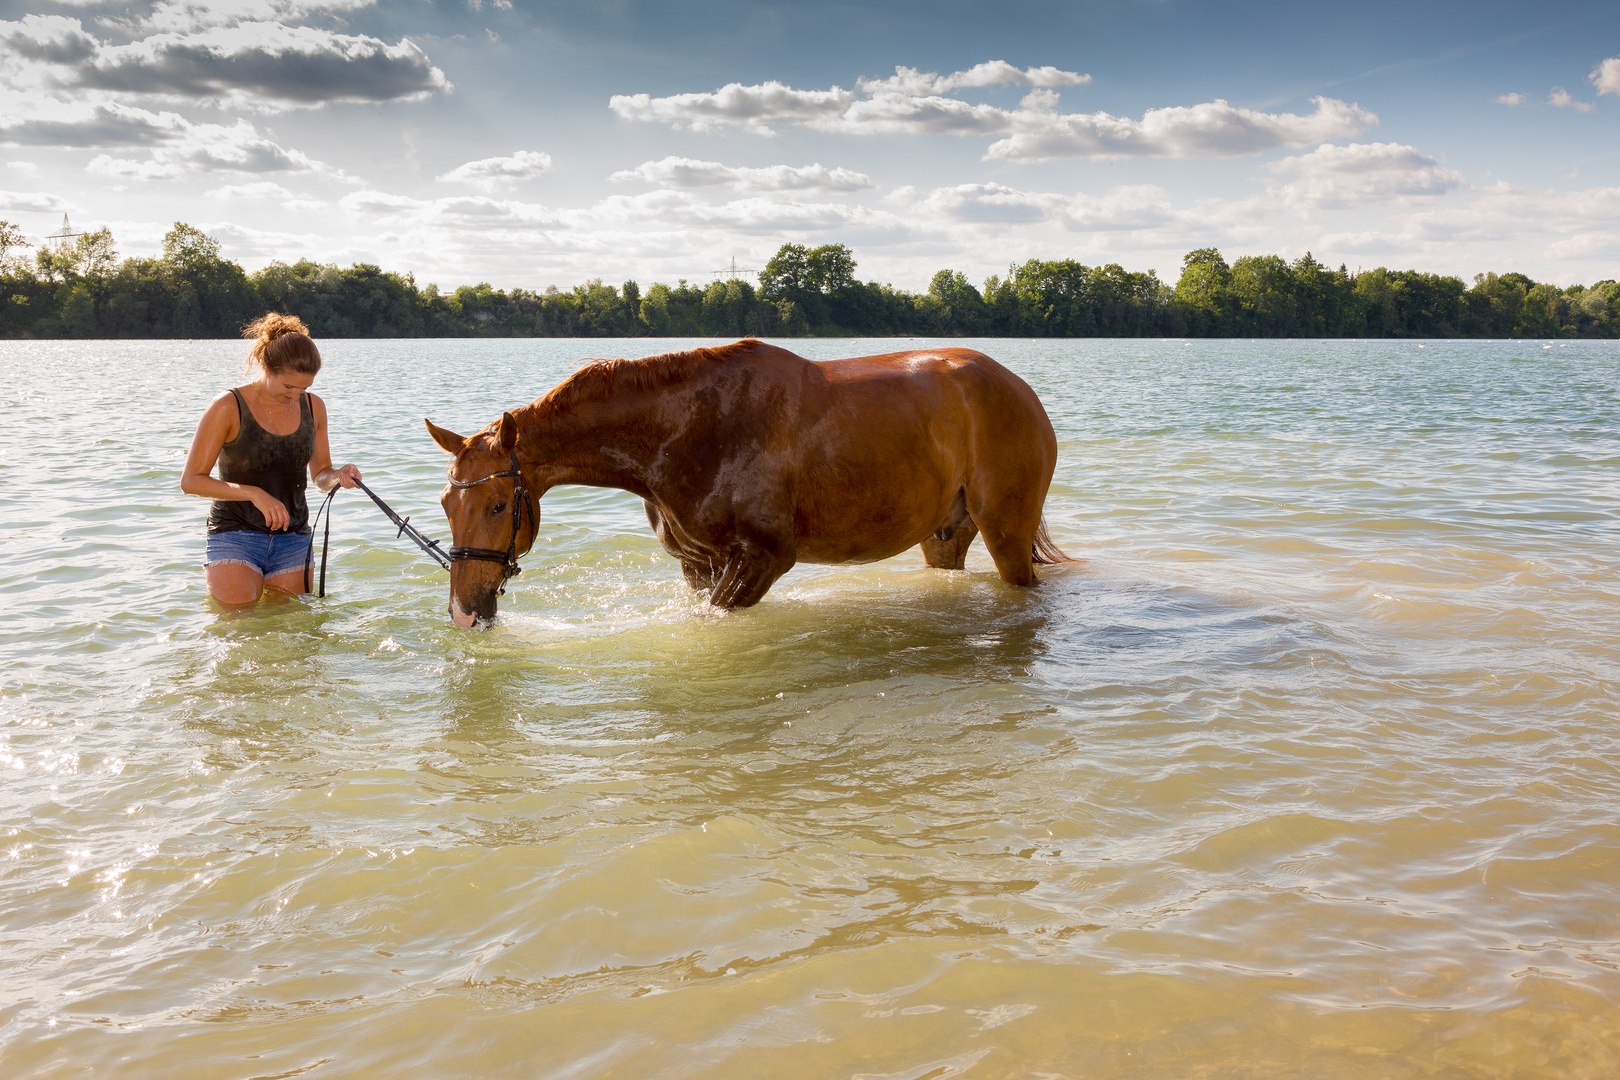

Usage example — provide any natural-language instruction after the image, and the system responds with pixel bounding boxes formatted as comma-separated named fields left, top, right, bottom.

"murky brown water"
left=2, top=338, right=1618, bottom=1078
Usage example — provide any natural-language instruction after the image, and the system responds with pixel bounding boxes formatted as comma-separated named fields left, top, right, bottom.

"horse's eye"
left=491, top=502, right=506, bottom=515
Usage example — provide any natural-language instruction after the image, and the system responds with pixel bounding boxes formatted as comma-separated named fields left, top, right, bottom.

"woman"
left=181, top=313, right=361, bottom=605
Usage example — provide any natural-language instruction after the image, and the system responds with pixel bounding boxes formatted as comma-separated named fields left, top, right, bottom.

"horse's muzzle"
left=449, top=594, right=492, bottom=630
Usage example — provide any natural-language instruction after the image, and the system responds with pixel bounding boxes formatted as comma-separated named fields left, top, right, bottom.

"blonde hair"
left=242, top=312, right=321, bottom=376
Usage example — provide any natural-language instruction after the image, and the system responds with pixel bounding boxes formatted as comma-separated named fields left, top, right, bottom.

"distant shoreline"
left=3, top=225, right=1616, bottom=341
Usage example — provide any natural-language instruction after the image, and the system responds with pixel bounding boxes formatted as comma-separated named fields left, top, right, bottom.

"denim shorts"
left=205, top=529, right=310, bottom=578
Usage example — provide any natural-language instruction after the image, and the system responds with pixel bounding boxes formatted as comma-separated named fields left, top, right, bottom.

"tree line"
left=2, top=221, right=1616, bottom=340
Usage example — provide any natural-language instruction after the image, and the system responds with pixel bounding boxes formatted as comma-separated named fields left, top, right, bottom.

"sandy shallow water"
left=2, top=337, right=1618, bottom=1078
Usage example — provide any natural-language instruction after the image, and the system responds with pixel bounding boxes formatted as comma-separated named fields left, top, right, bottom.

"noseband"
left=447, top=449, right=534, bottom=593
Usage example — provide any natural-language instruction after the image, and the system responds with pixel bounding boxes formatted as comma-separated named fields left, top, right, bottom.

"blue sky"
left=2, top=0, right=1618, bottom=292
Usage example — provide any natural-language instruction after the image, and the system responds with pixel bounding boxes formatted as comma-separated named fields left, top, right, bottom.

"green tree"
left=639, top=283, right=672, bottom=334
left=806, top=244, right=856, bottom=293
left=925, top=269, right=985, bottom=334
left=0, top=220, right=29, bottom=272
left=1174, top=248, right=1233, bottom=335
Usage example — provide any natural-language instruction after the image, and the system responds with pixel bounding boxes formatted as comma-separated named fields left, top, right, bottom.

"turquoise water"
left=2, top=337, right=1618, bottom=1078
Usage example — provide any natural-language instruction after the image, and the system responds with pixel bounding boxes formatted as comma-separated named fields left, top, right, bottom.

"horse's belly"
left=794, top=533, right=924, bottom=565
left=792, top=484, right=954, bottom=565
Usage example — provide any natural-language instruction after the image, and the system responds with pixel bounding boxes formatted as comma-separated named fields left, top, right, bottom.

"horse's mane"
left=535, top=340, right=757, bottom=416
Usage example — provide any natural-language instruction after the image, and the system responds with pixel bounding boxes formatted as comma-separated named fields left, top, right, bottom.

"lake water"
left=2, top=337, right=1618, bottom=1078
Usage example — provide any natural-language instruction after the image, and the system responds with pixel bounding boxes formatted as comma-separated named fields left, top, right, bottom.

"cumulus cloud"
left=858, top=60, right=1089, bottom=96
left=1594, top=57, right=1620, bottom=96
left=611, top=63, right=1373, bottom=161
left=0, top=100, right=184, bottom=147
left=105, top=0, right=382, bottom=35
left=900, top=181, right=1068, bottom=225
left=0, top=15, right=451, bottom=110
left=0, top=97, right=348, bottom=179
left=0, top=188, right=72, bottom=212
left=87, top=154, right=183, bottom=180
left=207, top=180, right=296, bottom=199
left=609, top=61, right=1084, bottom=136
left=338, top=186, right=911, bottom=240
left=986, top=96, right=1376, bottom=163
left=0, top=14, right=98, bottom=66
left=209, top=179, right=327, bottom=210
left=1265, top=142, right=1467, bottom=209
left=893, top=181, right=1195, bottom=236
left=1548, top=87, right=1595, bottom=113
left=608, top=157, right=874, bottom=194
left=612, top=80, right=853, bottom=135
left=1494, top=92, right=1526, bottom=106
left=1319, top=182, right=1620, bottom=263
left=435, top=150, right=553, bottom=190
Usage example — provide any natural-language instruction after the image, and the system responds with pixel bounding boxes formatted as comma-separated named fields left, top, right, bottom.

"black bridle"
left=446, top=449, right=534, bottom=593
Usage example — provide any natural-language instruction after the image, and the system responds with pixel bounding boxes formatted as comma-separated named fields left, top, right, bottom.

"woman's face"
left=262, top=368, right=315, bottom=404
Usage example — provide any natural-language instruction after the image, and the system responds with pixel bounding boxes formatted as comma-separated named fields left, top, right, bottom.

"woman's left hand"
left=333, top=463, right=362, bottom=489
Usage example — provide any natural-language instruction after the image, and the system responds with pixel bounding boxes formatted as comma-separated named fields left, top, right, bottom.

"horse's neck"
left=514, top=391, right=669, bottom=497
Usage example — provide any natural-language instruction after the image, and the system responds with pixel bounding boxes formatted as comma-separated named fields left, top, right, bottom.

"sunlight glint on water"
left=1, top=337, right=1618, bottom=1077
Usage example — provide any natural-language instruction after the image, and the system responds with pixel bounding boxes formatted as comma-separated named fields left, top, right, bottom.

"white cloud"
left=985, top=96, right=1376, bottom=163
left=1495, top=92, right=1526, bottom=106
left=608, top=157, right=874, bottom=194
left=340, top=189, right=562, bottom=229
left=1590, top=56, right=1620, bottom=96
left=0, top=188, right=72, bottom=212
left=0, top=98, right=183, bottom=147
left=200, top=218, right=338, bottom=261
left=611, top=81, right=853, bottom=136
left=1548, top=87, right=1595, bottom=113
left=207, top=180, right=295, bottom=199
left=127, top=1, right=381, bottom=34
left=611, top=64, right=1373, bottom=161
left=1265, top=142, right=1467, bottom=209
left=208, top=180, right=327, bottom=211
left=6, top=161, right=40, bottom=175
left=435, top=150, right=553, bottom=190
left=87, top=154, right=183, bottom=179
left=77, top=115, right=339, bottom=177
left=857, top=61, right=1089, bottom=96
left=901, top=181, right=1068, bottom=225
left=338, top=186, right=913, bottom=243
left=0, top=15, right=451, bottom=111
left=0, top=96, right=351, bottom=181
left=1320, top=182, right=1620, bottom=264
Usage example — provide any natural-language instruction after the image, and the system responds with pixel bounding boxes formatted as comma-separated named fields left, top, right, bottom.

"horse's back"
left=768, top=345, right=1056, bottom=565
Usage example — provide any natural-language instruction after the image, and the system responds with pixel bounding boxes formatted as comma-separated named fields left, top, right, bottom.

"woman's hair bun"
left=242, top=311, right=321, bottom=376
left=245, top=312, right=310, bottom=350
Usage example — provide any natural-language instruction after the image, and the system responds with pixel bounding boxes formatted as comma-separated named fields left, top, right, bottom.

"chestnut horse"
left=426, top=339, right=1070, bottom=627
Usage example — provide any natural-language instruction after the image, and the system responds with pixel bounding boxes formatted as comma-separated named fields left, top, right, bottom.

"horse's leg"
left=967, top=489, right=1042, bottom=587
left=645, top=499, right=717, bottom=591
left=681, top=558, right=721, bottom=591
left=710, top=539, right=793, bottom=609
left=919, top=519, right=979, bottom=570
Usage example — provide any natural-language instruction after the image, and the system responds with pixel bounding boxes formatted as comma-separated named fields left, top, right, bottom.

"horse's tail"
left=1031, top=519, right=1075, bottom=565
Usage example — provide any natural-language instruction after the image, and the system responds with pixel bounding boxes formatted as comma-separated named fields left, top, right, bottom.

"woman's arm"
left=307, top=393, right=362, bottom=492
left=180, top=393, right=292, bottom=531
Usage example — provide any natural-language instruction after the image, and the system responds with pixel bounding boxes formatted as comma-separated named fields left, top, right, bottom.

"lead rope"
left=305, top=486, right=339, bottom=598
left=302, top=480, right=453, bottom=599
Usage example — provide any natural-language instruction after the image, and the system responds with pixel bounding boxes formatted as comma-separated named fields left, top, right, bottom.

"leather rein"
left=446, top=448, right=535, bottom=593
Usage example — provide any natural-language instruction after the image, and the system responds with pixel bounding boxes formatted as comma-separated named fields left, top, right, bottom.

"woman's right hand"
left=249, top=488, right=290, bottom=531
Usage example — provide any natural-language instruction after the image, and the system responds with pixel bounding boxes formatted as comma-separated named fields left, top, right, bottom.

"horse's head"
left=426, top=412, right=538, bottom=629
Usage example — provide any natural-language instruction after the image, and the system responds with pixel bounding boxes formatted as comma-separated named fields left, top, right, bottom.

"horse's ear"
left=425, top=419, right=466, bottom=454
left=498, top=411, right=518, bottom=452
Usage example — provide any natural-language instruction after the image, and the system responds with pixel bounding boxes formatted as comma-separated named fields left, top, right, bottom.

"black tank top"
left=207, top=387, right=315, bottom=534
